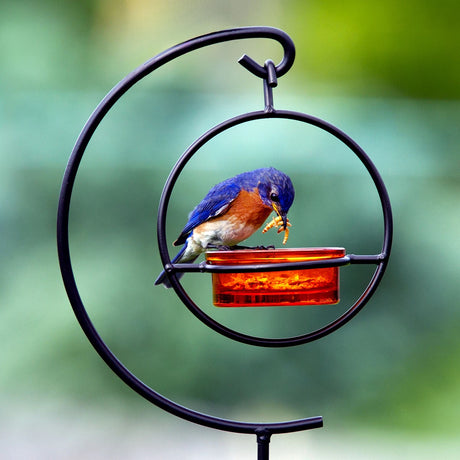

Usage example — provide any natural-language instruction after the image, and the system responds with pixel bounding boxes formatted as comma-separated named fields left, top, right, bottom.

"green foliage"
left=1, top=0, right=459, bottom=97
left=285, top=0, right=460, bottom=98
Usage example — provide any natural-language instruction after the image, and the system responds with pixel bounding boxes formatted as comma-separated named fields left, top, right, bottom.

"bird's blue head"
left=256, top=167, right=295, bottom=229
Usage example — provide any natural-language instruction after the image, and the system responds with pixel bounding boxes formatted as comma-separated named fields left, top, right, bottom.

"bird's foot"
left=207, top=244, right=275, bottom=251
left=208, top=244, right=233, bottom=251
left=262, top=216, right=291, bottom=245
left=243, top=245, right=275, bottom=250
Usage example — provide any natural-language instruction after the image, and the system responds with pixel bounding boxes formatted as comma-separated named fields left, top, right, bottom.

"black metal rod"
left=167, top=253, right=385, bottom=275
left=256, top=429, right=272, bottom=460
left=263, top=59, right=277, bottom=112
left=263, top=79, right=275, bottom=112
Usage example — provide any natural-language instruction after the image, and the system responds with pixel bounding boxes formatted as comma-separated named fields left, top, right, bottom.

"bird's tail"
left=154, top=245, right=198, bottom=288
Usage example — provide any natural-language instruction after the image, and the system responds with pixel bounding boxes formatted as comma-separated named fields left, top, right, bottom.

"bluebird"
left=155, top=167, right=295, bottom=287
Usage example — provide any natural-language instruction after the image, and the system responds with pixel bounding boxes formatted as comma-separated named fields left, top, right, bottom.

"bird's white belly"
left=193, top=217, right=257, bottom=248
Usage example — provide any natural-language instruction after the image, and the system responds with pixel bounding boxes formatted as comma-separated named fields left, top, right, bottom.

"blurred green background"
left=1, top=0, right=459, bottom=458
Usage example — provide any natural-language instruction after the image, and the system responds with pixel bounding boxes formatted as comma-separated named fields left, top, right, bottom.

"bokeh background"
left=1, top=0, right=459, bottom=458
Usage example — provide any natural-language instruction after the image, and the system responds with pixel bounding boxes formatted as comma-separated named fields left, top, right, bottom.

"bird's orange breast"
left=192, top=188, right=273, bottom=247
left=218, top=189, right=273, bottom=244
left=225, top=188, right=272, bottom=226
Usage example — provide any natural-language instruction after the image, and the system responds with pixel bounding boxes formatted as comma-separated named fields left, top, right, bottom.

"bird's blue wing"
left=173, top=180, right=241, bottom=246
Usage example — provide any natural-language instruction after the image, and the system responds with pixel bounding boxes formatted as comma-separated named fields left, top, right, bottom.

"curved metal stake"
left=57, top=25, right=325, bottom=447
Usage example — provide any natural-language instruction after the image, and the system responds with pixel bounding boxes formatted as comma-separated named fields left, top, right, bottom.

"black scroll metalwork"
left=57, top=27, right=392, bottom=460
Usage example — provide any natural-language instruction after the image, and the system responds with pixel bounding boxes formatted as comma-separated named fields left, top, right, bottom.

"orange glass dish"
left=206, top=247, right=346, bottom=307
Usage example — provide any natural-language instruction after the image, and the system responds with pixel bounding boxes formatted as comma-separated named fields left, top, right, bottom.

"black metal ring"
left=57, top=27, right=324, bottom=439
left=158, top=110, right=393, bottom=347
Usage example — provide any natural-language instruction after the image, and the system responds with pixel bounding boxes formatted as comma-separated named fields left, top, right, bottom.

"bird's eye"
left=270, top=193, right=279, bottom=202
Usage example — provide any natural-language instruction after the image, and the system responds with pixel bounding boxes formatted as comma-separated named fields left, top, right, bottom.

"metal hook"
left=237, top=27, right=296, bottom=80
left=263, top=59, right=277, bottom=112
left=265, top=59, right=278, bottom=87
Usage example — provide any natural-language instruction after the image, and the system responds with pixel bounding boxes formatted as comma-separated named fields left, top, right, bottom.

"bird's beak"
left=273, top=204, right=288, bottom=230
